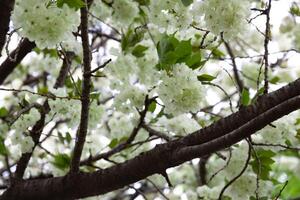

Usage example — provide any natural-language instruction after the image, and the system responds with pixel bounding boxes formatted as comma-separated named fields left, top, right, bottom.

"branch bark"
left=70, top=6, right=92, bottom=173
left=0, top=38, right=35, bottom=85
left=0, top=0, right=15, bottom=55
left=1, top=78, right=300, bottom=200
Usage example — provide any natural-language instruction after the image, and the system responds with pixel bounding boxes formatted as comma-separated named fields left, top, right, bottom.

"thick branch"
left=0, top=0, right=14, bottom=55
left=0, top=38, right=35, bottom=85
left=1, top=78, right=300, bottom=199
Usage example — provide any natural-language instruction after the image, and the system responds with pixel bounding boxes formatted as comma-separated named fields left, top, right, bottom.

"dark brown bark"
left=0, top=0, right=14, bottom=55
left=0, top=38, right=35, bottom=85
left=1, top=78, right=300, bottom=200
left=70, top=6, right=92, bottom=173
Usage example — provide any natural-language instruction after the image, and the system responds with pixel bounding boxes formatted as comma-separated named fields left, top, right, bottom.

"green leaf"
left=270, top=76, right=280, bottom=84
left=57, top=131, right=65, bottom=143
left=52, top=153, right=70, bottom=170
left=241, top=88, right=250, bottom=106
left=0, top=137, right=7, bottom=155
left=290, top=3, right=300, bottom=16
left=250, top=149, right=275, bottom=180
left=181, top=0, right=193, bottom=7
left=185, top=52, right=202, bottom=69
left=90, top=92, right=100, bottom=101
left=156, top=34, right=196, bottom=71
left=157, top=34, right=178, bottom=60
left=132, top=45, right=149, bottom=57
left=174, top=39, right=192, bottom=61
left=38, top=86, right=48, bottom=95
left=148, top=101, right=156, bottom=113
left=211, top=48, right=225, bottom=59
left=134, top=0, right=150, bottom=6
left=56, top=0, right=85, bottom=10
left=0, top=107, right=8, bottom=118
left=197, top=74, right=216, bottom=82
left=109, top=138, right=119, bottom=149
left=65, top=132, right=72, bottom=144
left=121, top=28, right=145, bottom=52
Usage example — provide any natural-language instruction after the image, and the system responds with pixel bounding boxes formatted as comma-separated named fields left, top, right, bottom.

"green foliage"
left=269, top=76, right=280, bottom=84
left=290, top=3, right=300, bottom=16
left=132, top=45, right=149, bottom=57
left=134, top=0, right=150, bottom=6
left=57, top=132, right=72, bottom=144
left=250, top=149, right=276, bottom=180
left=56, top=0, right=85, bottom=10
left=52, top=153, right=71, bottom=170
left=210, top=47, right=225, bottom=59
left=148, top=101, right=157, bottom=113
left=34, top=48, right=58, bottom=58
left=121, top=28, right=145, bottom=52
left=241, top=88, right=250, bottom=106
left=197, top=74, right=216, bottom=82
left=109, top=137, right=128, bottom=149
left=181, top=0, right=193, bottom=7
left=0, top=107, right=8, bottom=118
left=38, top=86, right=49, bottom=95
left=109, top=138, right=119, bottom=148
left=280, top=176, right=300, bottom=198
left=156, top=34, right=203, bottom=71
left=0, top=137, right=7, bottom=156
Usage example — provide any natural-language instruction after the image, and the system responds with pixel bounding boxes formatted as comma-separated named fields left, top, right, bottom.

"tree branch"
left=0, top=0, right=15, bottom=55
left=1, top=78, right=300, bottom=199
left=0, top=38, right=35, bottom=85
left=70, top=5, right=92, bottom=173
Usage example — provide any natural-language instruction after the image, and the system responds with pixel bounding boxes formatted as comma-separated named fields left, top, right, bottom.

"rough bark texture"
left=1, top=78, right=300, bottom=200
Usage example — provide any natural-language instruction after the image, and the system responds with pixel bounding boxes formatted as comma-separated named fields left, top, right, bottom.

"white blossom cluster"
left=111, top=0, right=139, bottom=27
left=198, top=0, right=250, bottom=39
left=48, top=98, right=81, bottom=127
left=9, top=108, right=41, bottom=154
left=158, top=64, right=204, bottom=115
left=12, top=0, right=80, bottom=49
left=114, top=85, right=147, bottom=113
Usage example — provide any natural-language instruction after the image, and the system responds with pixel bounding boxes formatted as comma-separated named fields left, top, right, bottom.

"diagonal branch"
left=1, top=78, right=300, bottom=199
left=0, top=38, right=35, bottom=85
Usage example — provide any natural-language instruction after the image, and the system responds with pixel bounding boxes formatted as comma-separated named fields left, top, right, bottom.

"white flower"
left=112, top=0, right=139, bottom=27
left=158, top=63, right=204, bottom=115
left=20, top=136, right=35, bottom=153
left=12, top=0, right=80, bottom=48
left=198, top=0, right=250, bottom=40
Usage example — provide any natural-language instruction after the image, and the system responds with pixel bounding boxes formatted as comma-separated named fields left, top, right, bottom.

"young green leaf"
left=109, top=138, right=119, bottom=149
left=148, top=101, right=157, bottom=113
left=185, top=52, right=202, bottom=69
left=181, top=0, right=193, bottom=7
left=132, top=45, right=149, bottom=57
left=197, top=74, right=216, bottom=82
left=0, top=107, right=8, bottom=118
left=52, top=153, right=71, bottom=170
left=56, top=0, right=85, bottom=10
left=241, top=88, right=250, bottom=106
left=0, top=137, right=7, bottom=155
